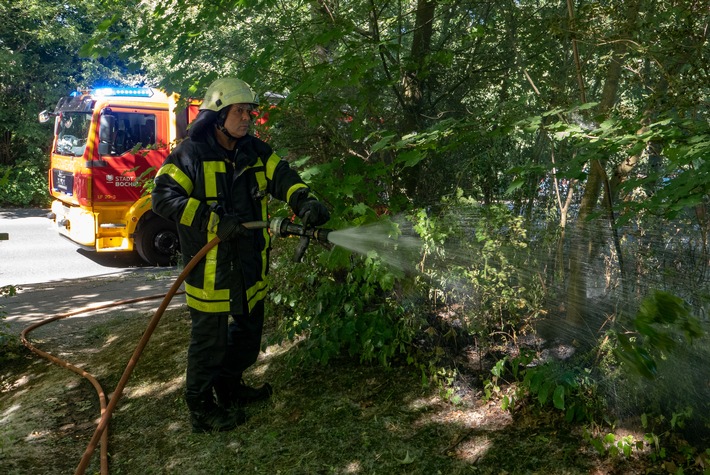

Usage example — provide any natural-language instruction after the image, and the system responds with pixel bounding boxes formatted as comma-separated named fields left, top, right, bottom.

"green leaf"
left=491, top=358, right=506, bottom=377
left=505, top=178, right=525, bottom=195
left=565, top=405, right=575, bottom=422
left=396, top=150, right=425, bottom=168
left=370, top=134, right=396, bottom=153
left=576, top=101, right=599, bottom=110
left=552, top=385, right=565, bottom=410
left=398, top=451, right=415, bottom=465
left=96, top=14, right=120, bottom=33
left=351, top=202, right=369, bottom=215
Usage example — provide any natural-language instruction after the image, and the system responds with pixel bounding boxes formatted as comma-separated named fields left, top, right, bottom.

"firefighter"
left=151, top=77, right=329, bottom=433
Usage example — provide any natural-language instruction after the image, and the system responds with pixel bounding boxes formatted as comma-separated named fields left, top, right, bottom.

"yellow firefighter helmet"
left=199, top=78, right=259, bottom=112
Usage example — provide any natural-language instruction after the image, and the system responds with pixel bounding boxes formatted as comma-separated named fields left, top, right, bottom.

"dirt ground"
left=2, top=270, right=185, bottom=336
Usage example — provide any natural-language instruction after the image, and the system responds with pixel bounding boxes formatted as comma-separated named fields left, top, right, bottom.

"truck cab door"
left=93, top=108, right=169, bottom=204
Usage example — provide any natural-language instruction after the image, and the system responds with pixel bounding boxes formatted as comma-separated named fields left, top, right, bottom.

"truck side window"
left=99, top=111, right=158, bottom=155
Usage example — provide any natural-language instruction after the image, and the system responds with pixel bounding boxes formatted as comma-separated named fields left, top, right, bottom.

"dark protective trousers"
left=185, top=300, right=265, bottom=404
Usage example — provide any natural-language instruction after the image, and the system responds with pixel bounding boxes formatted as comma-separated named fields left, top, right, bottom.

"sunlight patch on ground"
left=251, top=340, right=297, bottom=377
left=227, top=439, right=243, bottom=451
left=166, top=421, right=182, bottom=432
left=408, top=394, right=512, bottom=464
left=250, top=363, right=269, bottom=378
left=102, top=334, right=119, bottom=347
left=1, top=374, right=30, bottom=392
left=343, top=460, right=362, bottom=473
left=424, top=407, right=489, bottom=428
left=123, top=376, right=183, bottom=398
left=1, top=402, right=21, bottom=424
left=262, top=338, right=298, bottom=359
left=408, top=395, right=440, bottom=411
left=24, top=429, right=50, bottom=441
left=451, top=435, right=492, bottom=463
left=73, top=294, right=102, bottom=300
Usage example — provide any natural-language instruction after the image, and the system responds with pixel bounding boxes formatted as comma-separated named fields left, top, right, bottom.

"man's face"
left=222, top=103, right=255, bottom=139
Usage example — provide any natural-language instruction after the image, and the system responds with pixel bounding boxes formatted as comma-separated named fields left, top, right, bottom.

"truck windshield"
left=55, top=113, right=91, bottom=156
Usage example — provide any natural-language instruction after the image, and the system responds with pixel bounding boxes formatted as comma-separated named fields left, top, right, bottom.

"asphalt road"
left=0, top=208, right=185, bottom=334
left=0, top=207, right=152, bottom=287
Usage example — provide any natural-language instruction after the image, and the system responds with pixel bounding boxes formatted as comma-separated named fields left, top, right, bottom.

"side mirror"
left=39, top=110, right=51, bottom=123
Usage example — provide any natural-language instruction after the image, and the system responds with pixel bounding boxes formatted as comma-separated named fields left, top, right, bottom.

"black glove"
left=216, top=215, right=251, bottom=241
left=298, top=200, right=330, bottom=227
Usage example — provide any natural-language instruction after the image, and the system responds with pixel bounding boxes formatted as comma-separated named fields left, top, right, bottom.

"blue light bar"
left=92, top=87, right=154, bottom=98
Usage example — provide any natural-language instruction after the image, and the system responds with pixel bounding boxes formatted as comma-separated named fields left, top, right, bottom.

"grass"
left=0, top=305, right=696, bottom=475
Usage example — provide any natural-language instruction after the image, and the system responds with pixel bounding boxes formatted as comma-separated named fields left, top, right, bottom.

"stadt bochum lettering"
left=106, top=175, right=138, bottom=187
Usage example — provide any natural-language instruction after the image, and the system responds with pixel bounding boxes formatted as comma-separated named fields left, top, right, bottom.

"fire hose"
left=20, top=217, right=331, bottom=475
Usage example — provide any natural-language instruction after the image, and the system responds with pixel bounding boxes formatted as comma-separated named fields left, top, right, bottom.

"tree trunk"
left=565, top=0, right=641, bottom=332
left=402, top=0, right=436, bottom=132
left=400, top=0, right=437, bottom=200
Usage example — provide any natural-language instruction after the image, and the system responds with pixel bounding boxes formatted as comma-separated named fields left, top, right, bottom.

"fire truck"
left=39, top=87, right=200, bottom=266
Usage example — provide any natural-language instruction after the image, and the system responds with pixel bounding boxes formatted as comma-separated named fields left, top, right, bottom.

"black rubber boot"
left=215, top=377, right=272, bottom=407
left=186, top=394, right=245, bottom=433
left=233, top=379, right=273, bottom=405
left=214, top=379, right=235, bottom=410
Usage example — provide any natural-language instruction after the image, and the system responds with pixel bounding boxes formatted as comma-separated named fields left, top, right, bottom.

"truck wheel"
left=135, top=216, right=180, bottom=266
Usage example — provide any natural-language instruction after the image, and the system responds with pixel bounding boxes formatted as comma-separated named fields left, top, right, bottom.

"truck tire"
left=135, top=216, right=180, bottom=266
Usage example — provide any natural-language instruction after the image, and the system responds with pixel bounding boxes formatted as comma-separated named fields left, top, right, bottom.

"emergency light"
left=92, top=87, right=154, bottom=98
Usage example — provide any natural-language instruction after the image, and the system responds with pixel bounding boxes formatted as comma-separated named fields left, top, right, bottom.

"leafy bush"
left=483, top=351, right=607, bottom=424
left=268, top=222, right=424, bottom=367
left=0, top=161, right=50, bottom=207
left=412, top=193, right=545, bottom=342
left=614, top=290, right=704, bottom=380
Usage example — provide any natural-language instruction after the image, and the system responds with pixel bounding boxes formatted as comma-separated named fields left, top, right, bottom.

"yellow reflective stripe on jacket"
left=180, top=197, right=201, bottom=226
left=203, top=161, right=226, bottom=198
left=201, top=212, right=224, bottom=298
left=255, top=170, right=268, bottom=220
left=185, top=292, right=232, bottom=313
left=255, top=169, right=267, bottom=194
left=185, top=280, right=230, bottom=304
left=184, top=160, right=231, bottom=313
left=286, top=183, right=308, bottom=203
left=156, top=164, right=194, bottom=194
left=246, top=280, right=269, bottom=312
left=203, top=246, right=219, bottom=299
left=265, top=153, right=280, bottom=180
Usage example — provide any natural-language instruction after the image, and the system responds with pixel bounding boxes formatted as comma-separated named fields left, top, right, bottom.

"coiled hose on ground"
left=21, top=220, right=270, bottom=475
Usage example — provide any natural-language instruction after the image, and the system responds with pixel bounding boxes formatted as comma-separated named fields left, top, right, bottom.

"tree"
left=0, top=0, right=139, bottom=206
left=81, top=0, right=708, bottom=354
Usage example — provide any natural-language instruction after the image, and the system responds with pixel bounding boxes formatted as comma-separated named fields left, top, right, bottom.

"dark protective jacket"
left=151, top=132, right=310, bottom=315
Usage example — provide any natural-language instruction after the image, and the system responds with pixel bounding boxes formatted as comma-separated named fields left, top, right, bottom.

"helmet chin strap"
left=215, top=107, right=241, bottom=145
left=216, top=123, right=240, bottom=142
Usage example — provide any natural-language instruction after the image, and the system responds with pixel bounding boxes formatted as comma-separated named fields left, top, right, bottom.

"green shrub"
left=0, top=161, right=50, bottom=207
left=269, top=230, right=424, bottom=367
left=412, top=193, right=544, bottom=342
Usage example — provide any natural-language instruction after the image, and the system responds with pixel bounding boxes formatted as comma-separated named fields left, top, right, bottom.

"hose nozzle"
left=269, top=217, right=332, bottom=262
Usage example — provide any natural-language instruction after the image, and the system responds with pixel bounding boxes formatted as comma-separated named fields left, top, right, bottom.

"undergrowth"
left=0, top=306, right=666, bottom=475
